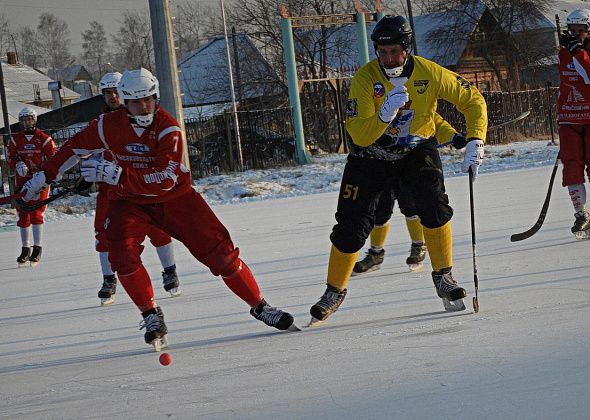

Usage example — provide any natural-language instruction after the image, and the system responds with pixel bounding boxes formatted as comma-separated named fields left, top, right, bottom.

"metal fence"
left=437, top=86, right=559, bottom=145
left=0, top=86, right=561, bottom=196
left=184, top=107, right=296, bottom=179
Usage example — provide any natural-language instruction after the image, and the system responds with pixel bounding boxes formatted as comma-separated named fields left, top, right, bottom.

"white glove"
left=462, top=139, right=485, bottom=178
left=22, top=171, right=48, bottom=202
left=80, top=159, right=122, bottom=185
left=15, top=161, right=28, bottom=177
left=379, top=85, right=409, bottom=123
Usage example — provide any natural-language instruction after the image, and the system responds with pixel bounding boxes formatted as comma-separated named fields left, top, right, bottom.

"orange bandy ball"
left=159, top=352, right=172, bottom=366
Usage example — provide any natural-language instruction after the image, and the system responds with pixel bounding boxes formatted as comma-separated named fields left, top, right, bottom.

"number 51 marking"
left=343, top=184, right=359, bottom=200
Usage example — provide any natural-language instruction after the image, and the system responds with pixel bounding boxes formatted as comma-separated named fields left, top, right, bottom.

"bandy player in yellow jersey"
left=309, top=15, right=487, bottom=323
left=351, top=113, right=466, bottom=274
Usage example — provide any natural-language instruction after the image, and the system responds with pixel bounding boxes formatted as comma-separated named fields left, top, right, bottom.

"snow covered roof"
left=1, top=58, right=80, bottom=104
left=0, top=100, right=50, bottom=128
left=47, top=65, right=91, bottom=82
left=178, top=33, right=281, bottom=107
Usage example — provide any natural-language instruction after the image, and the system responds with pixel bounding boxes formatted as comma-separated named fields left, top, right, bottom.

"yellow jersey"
left=346, top=56, right=487, bottom=161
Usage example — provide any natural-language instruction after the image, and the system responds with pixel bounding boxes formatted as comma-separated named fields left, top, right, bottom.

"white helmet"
left=567, top=9, right=590, bottom=29
left=99, top=72, right=122, bottom=91
left=18, top=107, right=37, bottom=130
left=117, top=68, right=160, bottom=127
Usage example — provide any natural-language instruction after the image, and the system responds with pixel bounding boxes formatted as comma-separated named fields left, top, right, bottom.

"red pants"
left=559, top=124, right=590, bottom=186
left=16, top=182, right=49, bottom=228
left=105, top=189, right=261, bottom=311
left=94, top=191, right=172, bottom=252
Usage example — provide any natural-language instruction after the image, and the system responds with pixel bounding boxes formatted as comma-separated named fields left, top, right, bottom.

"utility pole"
left=148, top=0, right=190, bottom=169
left=0, top=58, right=14, bottom=193
left=220, top=0, right=244, bottom=170
left=406, top=0, right=418, bottom=54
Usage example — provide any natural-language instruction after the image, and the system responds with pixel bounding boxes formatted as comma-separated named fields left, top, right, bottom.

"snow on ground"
left=0, top=140, right=560, bottom=226
left=1, top=139, right=589, bottom=419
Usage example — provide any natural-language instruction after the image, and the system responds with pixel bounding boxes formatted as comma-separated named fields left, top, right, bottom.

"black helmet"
left=370, top=15, right=413, bottom=50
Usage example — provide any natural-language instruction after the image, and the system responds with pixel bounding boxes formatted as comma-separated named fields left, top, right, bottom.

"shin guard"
left=118, top=265, right=156, bottom=312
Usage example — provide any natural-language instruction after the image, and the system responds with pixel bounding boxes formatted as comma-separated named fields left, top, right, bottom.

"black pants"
left=331, top=141, right=453, bottom=253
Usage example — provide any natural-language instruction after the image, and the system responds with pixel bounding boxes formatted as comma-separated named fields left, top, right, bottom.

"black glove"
left=451, top=133, right=468, bottom=149
left=560, top=31, right=582, bottom=54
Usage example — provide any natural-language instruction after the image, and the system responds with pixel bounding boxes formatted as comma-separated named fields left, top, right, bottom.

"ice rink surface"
left=1, top=166, right=589, bottom=419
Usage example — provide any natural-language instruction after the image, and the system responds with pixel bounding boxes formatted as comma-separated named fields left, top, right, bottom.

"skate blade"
left=100, top=297, right=115, bottom=306
left=408, top=263, right=423, bottom=272
left=574, top=230, right=590, bottom=240
left=307, top=317, right=325, bottom=328
left=350, top=265, right=381, bottom=276
left=18, top=262, right=30, bottom=268
left=442, top=298, right=466, bottom=312
left=167, top=287, right=182, bottom=297
left=287, top=323, right=302, bottom=332
left=29, top=261, right=40, bottom=268
left=150, top=336, right=169, bottom=352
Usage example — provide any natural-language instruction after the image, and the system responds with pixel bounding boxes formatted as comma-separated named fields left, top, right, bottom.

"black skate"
left=351, top=249, right=384, bottom=276
left=432, top=268, right=466, bottom=312
left=162, top=270, right=181, bottom=297
left=406, top=243, right=427, bottom=271
left=250, top=299, right=299, bottom=331
left=571, top=210, right=590, bottom=240
left=309, top=285, right=347, bottom=326
left=139, top=306, right=168, bottom=351
left=29, top=246, right=42, bottom=267
left=17, top=247, right=31, bottom=267
left=98, top=275, right=117, bottom=306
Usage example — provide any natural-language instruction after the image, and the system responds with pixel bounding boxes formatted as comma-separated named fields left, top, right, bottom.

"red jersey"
left=43, top=107, right=192, bottom=204
left=7, top=129, right=57, bottom=185
left=558, top=43, right=590, bottom=125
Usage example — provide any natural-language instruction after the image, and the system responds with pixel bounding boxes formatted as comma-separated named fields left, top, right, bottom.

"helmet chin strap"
left=132, top=114, right=154, bottom=127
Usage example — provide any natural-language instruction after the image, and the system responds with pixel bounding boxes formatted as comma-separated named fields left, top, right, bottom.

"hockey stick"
left=14, top=178, right=93, bottom=212
left=0, top=191, right=24, bottom=205
left=509, top=152, right=560, bottom=242
left=468, top=167, right=479, bottom=313
left=438, top=111, right=531, bottom=148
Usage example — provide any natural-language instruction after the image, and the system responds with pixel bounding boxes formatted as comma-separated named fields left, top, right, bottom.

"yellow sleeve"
left=345, top=68, right=390, bottom=147
left=433, top=113, right=457, bottom=145
left=437, top=68, right=487, bottom=142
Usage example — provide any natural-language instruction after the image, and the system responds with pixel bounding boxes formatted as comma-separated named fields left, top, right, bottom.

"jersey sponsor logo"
left=125, top=143, right=150, bottom=154
left=414, top=79, right=429, bottom=94
left=346, top=98, right=358, bottom=117
left=23, top=143, right=37, bottom=150
left=456, top=76, right=472, bottom=90
left=373, top=82, right=385, bottom=97
left=566, top=62, right=575, bottom=70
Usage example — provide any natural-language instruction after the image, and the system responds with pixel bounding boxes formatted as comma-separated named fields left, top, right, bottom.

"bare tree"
left=172, top=0, right=219, bottom=59
left=14, top=26, right=41, bottom=68
left=81, top=21, right=109, bottom=80
left=111, top=11, right=154, bottom=72
left=0, top=13, right=13, bottom=56
left=37, top=13, right=73, bottom=69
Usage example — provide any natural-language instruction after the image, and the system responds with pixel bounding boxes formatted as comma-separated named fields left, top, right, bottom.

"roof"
left=178, top=33, right=281, bottom=107
left=0, top=101, right=50, bottom=129
left=1, top=58, right=80, bottom=103
left=47, top=65, right=91, bottom=82
left=314, top=0, right=488, bottom=72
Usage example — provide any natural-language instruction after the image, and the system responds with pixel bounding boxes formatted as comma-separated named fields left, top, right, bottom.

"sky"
left=0, top=0, right=223, bottom=56
left=1, top=0, right=588, bottom=59
left=1, top=139, right=589, bottom=419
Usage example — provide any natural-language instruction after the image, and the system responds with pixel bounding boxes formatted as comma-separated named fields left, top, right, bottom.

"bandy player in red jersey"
left=95, top=72, right=181, bottom=306
left=558, top=8, right=590, bottom=239
left=22, top=68, right=297, bottom=350
left=7, top=107, right=57, bottom=267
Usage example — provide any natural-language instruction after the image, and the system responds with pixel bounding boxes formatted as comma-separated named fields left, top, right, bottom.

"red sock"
left=222, top=260, right=262, bottom=308
left=118, top=265, right=156, bottom=312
